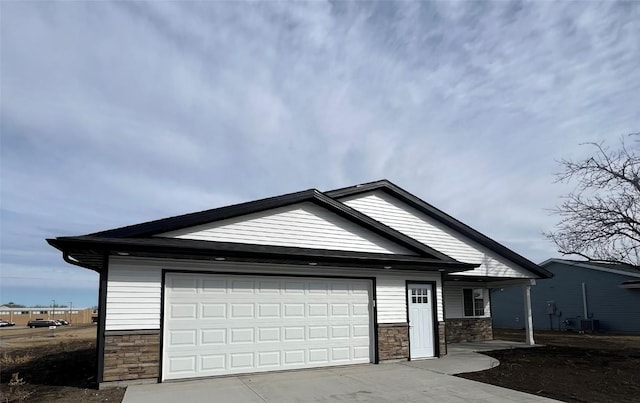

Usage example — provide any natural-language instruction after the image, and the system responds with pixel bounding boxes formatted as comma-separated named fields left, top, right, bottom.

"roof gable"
left=88, top=188, right=450, bottom=260
left=327, top=180, right=552, bottom=279
left=157, top=201, right=415, bottom=255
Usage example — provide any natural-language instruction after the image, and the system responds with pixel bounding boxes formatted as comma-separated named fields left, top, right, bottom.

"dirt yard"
left=0, top=325, right=124, bottom=402
left=459, top=329, right=640, bottom=403
left=2, top=326, right=639, bottom=402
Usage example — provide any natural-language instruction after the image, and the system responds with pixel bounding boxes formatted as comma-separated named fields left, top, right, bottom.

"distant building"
left=491, top=259, right=640, bottom=333
left=0, top=306, right=95, bottom=326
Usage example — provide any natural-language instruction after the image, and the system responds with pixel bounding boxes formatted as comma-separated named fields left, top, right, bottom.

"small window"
left=410, top=288, right=429, bottom=304
left=463, top=288, right=485, bottom=317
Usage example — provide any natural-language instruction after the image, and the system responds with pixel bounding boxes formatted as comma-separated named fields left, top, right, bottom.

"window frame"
left=463, top=288, right=486, bottom=317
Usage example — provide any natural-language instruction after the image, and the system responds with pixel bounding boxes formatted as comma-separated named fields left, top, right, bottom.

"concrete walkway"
left=123, top=341, right=557, bottom=403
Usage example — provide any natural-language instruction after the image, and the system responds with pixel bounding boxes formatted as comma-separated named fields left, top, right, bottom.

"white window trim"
left=462, top=288, right=488, bottom=318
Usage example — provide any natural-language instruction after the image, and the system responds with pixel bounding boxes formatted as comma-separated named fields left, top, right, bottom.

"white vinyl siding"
left=106, top=256, right=443, bottom=330
left=443, top=284, right=490, bottom=319
left=342, top=191, right=530, bottom=278
left=157, top=202, right=414, bottom=255
left=106, top=264, right=162, bottom=330
left=376, top=274, right=443, bottom=323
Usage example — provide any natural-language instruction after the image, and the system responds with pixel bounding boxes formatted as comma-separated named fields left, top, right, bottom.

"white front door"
left=407, top=283, right=435, bottom=359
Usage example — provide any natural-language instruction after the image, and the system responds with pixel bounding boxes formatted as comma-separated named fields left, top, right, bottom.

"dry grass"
left=0, top=372, right=34, bottom=403
left=0, top=326, right=124, bottom=402
left=0, top=352, right=34, bottom=367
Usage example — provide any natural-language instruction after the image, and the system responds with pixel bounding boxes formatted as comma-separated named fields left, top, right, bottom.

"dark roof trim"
left=47, top=236, right=478, bottom=273
left=89, top=189, right=318, bottom=237
left=87, top=188, right=454, bottom=261
left=327, top=180, right=552, bottom=279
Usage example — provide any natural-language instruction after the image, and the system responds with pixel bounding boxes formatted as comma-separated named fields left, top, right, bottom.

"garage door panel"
left=257, top=280, right=281, bottom=294
left=230, top=353, right=254, bottom=369
left=308, top=303, right=328, bottom=317
left=283, top=326, right=305, bottom=341
left=257, top=303, right=280, bottom=318
left=202, top=279, right=226, bottom=292
left=230, top=303, right=254, bottom=318
left=283, top=303, right=305, bottom=317
left=257, top=351, right=281, bottom=367
left=352, top=303, right=370, bottom=316
left=257, top=327, right=280, bottom=342
left=309, top=348, right=329, bottom=363
left=308, top=326, right=329, bottom=340
left=201, top=328, right=226, bottom=344
left=201, top=354, right=225, bottom=371
left=230, top=328, right=254, bottom=343
left=171, top=278, right=198, bottom=293
left=169, top=330, right=197, bottom=346
left=284, top=281, right=305, bottom=294
left=168, top=356, right=196, bottom=373
left=163, top=273, right=372, bottom=380
left=201, top=303, right=226, bottom=318
left=170, top=304, right=197, bottom=319
left=353, top=345, right=371, bottom=359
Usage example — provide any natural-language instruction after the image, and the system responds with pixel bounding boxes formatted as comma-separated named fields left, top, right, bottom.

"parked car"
left=55, top=319, right=69, bottom=325
left=0, top=319, right=15, bottom=327
left=27, top=319, right=58, bottom=328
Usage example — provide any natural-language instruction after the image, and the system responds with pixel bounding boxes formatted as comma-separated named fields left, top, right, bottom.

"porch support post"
left=523, top=280, right=535, bottom=345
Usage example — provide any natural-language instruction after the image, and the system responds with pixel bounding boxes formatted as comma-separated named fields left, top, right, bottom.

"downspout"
left=582, top=282, right=588, bottom=319
left=523, top=280, right=535, bottom=345
left=63, top=250, right=108, bottom=386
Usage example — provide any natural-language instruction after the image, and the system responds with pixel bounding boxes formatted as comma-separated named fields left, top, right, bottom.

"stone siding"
left=438, top=322, right=447, bottom=355
left=445, top=318, right=493, bottom=343
left=377, top=323, right=409, bottom=360
left=103, top=331, right=160, bottom=384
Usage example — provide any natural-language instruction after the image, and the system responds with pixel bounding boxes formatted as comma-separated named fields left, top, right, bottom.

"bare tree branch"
left=544, top=134, right=640, bottom=268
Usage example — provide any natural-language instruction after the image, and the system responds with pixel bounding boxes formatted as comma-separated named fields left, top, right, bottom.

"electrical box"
left=546, top=301, right=556, bottom=315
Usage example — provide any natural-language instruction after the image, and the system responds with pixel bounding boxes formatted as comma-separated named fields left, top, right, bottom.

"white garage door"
left=163, top=273, right=373, bottom=380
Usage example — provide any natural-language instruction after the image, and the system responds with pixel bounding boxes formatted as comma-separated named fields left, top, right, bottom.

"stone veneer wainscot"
left=445, top=318, right=493, bottom=343
left=377, top=323, right=409, bottom=360
left=102, top=331, right=160, bottom=387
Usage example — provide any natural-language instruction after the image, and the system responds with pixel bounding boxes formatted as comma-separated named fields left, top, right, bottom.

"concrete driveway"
left=123, top=341, right=558, bottom=402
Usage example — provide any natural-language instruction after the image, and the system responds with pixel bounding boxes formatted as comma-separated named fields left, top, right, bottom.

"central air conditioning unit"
left=580, top=319, right=600, bottom=332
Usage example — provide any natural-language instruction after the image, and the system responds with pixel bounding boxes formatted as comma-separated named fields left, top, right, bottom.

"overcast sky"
left=2, top=1, right=639, bottom=307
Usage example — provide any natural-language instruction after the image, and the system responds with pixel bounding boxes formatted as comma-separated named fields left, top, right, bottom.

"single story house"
left=492, top=258, right=640, bottom=332
left=47, top=180, right=551, bottom=388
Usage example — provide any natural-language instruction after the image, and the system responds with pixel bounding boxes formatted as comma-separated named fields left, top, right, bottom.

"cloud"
left=1, top=2, right=639, bottom=304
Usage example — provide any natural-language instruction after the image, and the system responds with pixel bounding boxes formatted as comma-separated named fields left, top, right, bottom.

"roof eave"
left=48, top=236, right=477, bottom=274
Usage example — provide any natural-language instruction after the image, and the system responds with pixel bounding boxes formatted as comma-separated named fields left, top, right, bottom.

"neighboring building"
left=492, top=259, right=640, bottom=333
left=47, top=180, right=550, bottom=387
left=0, top=306, right=95, bottom=326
